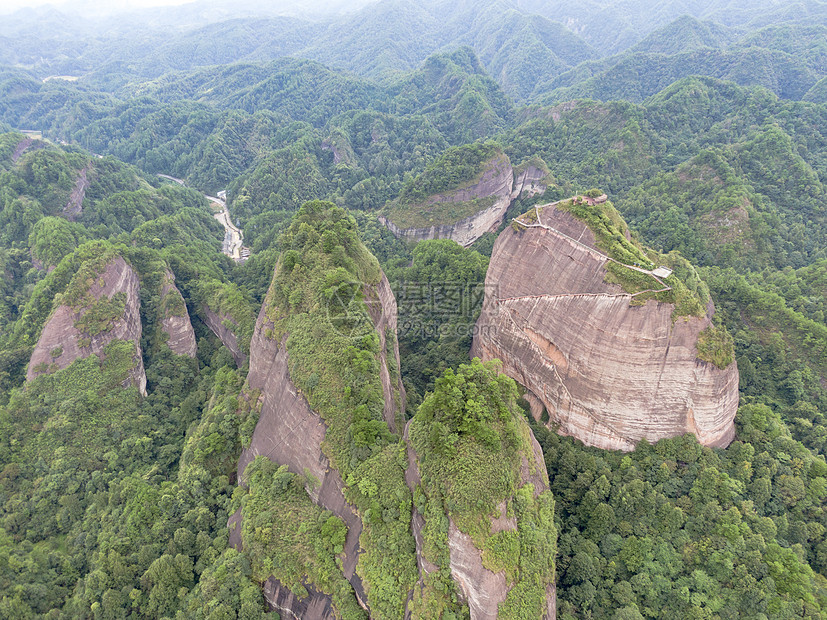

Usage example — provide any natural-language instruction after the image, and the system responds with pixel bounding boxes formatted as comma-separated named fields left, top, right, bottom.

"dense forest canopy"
left=1, top=0, right=827, bottom=618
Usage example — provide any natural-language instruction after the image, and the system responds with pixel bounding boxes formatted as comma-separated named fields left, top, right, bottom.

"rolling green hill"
left=627, top=14, right=733, bottom=56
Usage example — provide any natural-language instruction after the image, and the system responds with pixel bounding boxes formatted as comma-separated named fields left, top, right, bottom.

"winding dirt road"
left=157, top=175, right=248, bottom=262
left=207, top=195, right=245, bottom=261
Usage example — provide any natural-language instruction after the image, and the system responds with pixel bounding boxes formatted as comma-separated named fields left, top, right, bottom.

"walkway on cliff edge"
left=507, top=200, right=672, bottom=302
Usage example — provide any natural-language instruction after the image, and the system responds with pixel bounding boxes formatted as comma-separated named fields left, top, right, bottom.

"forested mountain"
left=2, top=1, right=827, bottom=618
left=6, top=0, right=826, bottom=104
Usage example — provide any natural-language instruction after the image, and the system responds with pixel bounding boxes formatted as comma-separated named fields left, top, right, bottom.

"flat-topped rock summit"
left=381, top=143, right=550, bottom=246
left=472, top=195, right=739, bottom=451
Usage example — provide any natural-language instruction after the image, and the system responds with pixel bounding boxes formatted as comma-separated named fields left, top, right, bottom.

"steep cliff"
left=472, top=197, right=739, bottom=451
left=405, top=359, right=557, bottom=620
left=236, top=310, right=368, bottom=610
left=159, top=269, right=197, bottom=357
left=262, top=578, right=337, bottom=620
left=230, top=202, right=416, bottom=619
left=27, top=252, right=147, bottom=395
left=63, top=162, right=91, bottom=220
left=196, top=279, right=255, bottom=367
left=511, top=157, right=551, bottom=202
left=382, top=144, right=541, bottom=247
left=202, top=307, right=247, bottom=366
left=364, top=273, right=406, bottom=433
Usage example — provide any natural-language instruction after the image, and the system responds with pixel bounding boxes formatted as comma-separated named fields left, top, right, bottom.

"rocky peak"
left=511, top=157, right=551, bottom=202
left=228, top=202, right=408, bottom=617
left=381, top=151, right=554, bottom=247
left=381, top=145, right=537, bottom=247
left=404, top=359, right=557, bottom=619
left=159, top=269, right=197, bottom=358
left=472, top=198, right=739, bottom=451
left=27, top=254, right=146, bottom=395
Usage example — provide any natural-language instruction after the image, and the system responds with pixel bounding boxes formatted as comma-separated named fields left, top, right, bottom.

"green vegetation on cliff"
left=540, top=196, right=710, bottom=317
left=696, top=323, right=736, bottom=369
left=2, top=10, right=827, bottom=618
left=261, top=201, right=417, bottom=618
left=74, top=291, right=128, bottom=338
left=409, top=359, right=557, bottom=619
left=383, top=141, right=505, bottom=229
left=240, top=457, right=366, bottom=619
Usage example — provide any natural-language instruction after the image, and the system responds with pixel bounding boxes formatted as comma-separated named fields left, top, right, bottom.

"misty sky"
left=0, top=0, right=192, bottom=12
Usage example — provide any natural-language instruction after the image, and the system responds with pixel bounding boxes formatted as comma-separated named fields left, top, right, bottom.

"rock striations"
left=27, top=255, right=147, bottom=395
left=233, top=307, right=369, bottom=611
left=159, top=269, right=197, bottom=357
left=228, top=202, right=407, bottom=618
left=364, top=273, right=407, bottom=433
left=472, top=200, right=739, bottom=451
left=230, top=203, right=557, bottom=619
left=381, top=152, right=550, bottom=247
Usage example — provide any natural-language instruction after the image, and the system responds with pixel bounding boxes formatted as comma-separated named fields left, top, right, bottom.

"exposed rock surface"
left=381, top=154, right=522, bottom=247
left=30, top=255, right=53, bottom=273
left=511, top=164, right=549, bottom=201
left=472, top=203, right=739, bottom=451
left=364, top=273, right=406, bottom=433
left=160, top=270, right=197, bottom=357
left=235, top=302, right=367, bottom=608
left=27, top=255, right=147, bottom=395
left=11, top=137, right=34, bottom=163
left=10, top=137, right=48, bottom=163
left=404, top=421, right=555, bottom=619
left=402, top=422, right=440, bottom=596
left=64, top=162, right=91, bottom=220
left=447, top=519, right=508, bottom=619
left=262, top=578, right=336, bottom=620
left=203, top=306, right=247, bottom=367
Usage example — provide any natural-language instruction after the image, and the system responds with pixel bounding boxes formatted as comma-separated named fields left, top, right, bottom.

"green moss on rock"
left=409, top=359, right=557, bottom=619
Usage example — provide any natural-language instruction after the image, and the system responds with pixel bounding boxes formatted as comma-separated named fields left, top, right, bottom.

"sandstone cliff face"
left=511, top=164, right=548, bottom=201
left=11, top=136, right=46, bottom=163
left=262, top=578, right=336, bottom=620
left=381, top=154, right=518, bottom=247
left=64, top=162, right=91, bottom=220
left=203, top=306, right=247, bottom=367
left=234, top=302, right=368, bottom=608
left=472, top=204, right=739, bottom=451
left=404, top=420, right=555, bottom=619
left=364, top=273, right=406, bottom=433
left=27, top=255, right=147, bottom=395
left=160, top=270, right=197, bottom=358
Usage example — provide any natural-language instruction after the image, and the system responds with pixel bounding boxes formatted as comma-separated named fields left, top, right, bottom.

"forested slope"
left=1, top=6, right=827, bottom=617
